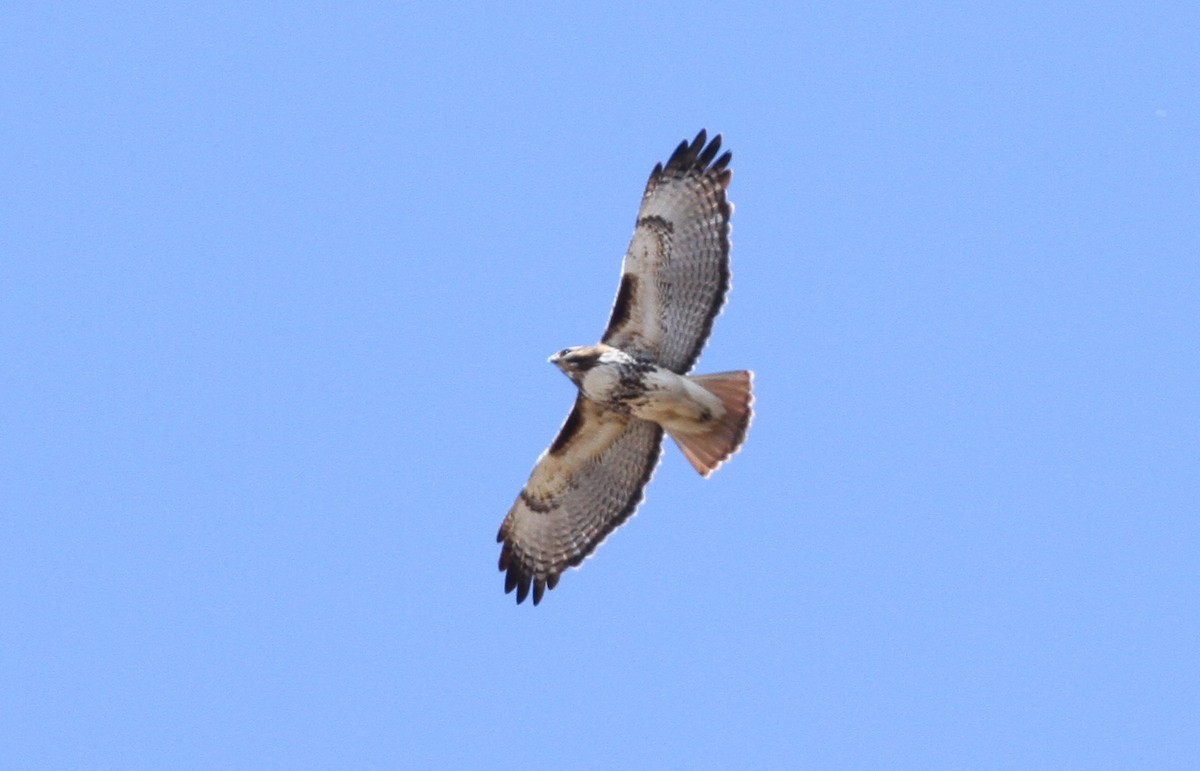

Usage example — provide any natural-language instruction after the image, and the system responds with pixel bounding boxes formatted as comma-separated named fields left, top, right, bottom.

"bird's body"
left=552, top=345, right=716, bottom=421
left=552, top=344, right=749, bottom=468
left=497, top=130, right=753, bottom=605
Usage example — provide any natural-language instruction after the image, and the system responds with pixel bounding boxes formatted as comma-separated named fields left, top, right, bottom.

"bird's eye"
left=559, top=348, right=572, bottom=359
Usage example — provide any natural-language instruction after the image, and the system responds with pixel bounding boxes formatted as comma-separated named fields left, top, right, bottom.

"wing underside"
left=602, top=130, right=733, bottom=374
left=496, top=396, right=664, bottom=604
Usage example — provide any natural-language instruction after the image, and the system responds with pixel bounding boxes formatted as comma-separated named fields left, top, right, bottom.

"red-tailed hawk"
left=497, top=130, right=753, bottom=605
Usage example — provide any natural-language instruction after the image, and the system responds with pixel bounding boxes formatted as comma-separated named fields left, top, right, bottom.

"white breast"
left=579, top=362, right=624, bottom=403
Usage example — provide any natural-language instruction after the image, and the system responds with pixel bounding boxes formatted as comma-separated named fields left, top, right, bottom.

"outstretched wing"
left=602, top=130, right=733, bottom=374
left=497, top=396, right=664, bottom=605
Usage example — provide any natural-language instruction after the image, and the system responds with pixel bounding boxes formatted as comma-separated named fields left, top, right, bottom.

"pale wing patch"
left=602, top=216, right=670, bottom=351
left=522, top=403, right=628, bottom=500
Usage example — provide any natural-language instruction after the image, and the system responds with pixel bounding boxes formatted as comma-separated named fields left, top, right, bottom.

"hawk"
left=496, top=130, right=753, bottom=605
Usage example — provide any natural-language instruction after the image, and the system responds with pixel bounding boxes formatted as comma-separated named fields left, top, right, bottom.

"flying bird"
left=496, top=130, right=753, bottom=605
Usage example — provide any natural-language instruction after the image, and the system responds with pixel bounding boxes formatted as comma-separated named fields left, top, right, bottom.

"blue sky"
left=3, top=3, right=1197, bottom=768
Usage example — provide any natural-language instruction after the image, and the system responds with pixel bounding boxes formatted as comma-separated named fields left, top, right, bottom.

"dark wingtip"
left=697, top=133, right=721, bottom=167
left=662, top=130, right=729, bottom=176
left=646, top=161, right=664, bottom=187
left=499, top=553, right=561, bottom=606
left=666, top=138, right=691, bottom=169
left=650, top=130, right=729, bottom=193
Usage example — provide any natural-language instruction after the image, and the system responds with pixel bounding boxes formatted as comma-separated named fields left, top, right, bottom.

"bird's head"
left=549, top=345, right=604, bottom=383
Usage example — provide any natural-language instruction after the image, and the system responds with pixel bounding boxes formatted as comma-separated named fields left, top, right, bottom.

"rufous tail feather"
left=667, top=370, right=753, bottom=477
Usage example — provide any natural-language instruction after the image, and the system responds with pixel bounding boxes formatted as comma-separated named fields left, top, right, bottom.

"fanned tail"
left=667, top=370, right=753, bottom=477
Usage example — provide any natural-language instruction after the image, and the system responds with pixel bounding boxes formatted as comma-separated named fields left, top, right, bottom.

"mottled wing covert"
left=496, top=396, right=664, bottom=605
left=602, top=130, right=733, bottom=374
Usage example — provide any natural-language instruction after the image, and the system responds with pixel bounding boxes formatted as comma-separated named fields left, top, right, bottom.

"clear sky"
left=3, top=3, right=1197, bottom=768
